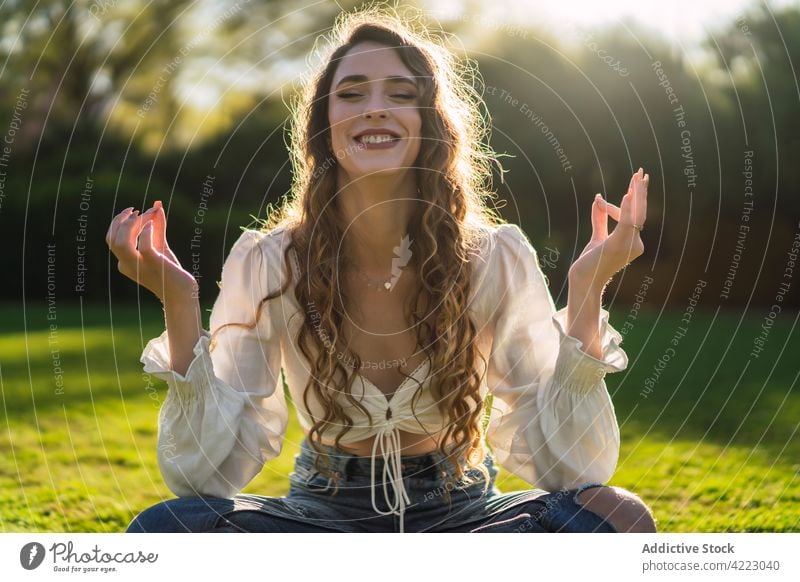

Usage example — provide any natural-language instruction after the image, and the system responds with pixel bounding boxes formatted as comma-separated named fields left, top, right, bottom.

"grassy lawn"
left=1, top=301, right=797, bottom=532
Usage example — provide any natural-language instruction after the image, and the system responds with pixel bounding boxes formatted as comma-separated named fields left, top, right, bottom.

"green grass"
left=1, top=301, right=797, bottom=532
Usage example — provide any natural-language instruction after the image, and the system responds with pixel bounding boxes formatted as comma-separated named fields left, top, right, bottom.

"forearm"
left=565, top=275, right=606, bottom=361
left=163, top=293, right=203, bottom=377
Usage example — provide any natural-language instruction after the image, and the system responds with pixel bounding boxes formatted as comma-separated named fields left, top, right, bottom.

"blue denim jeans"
left=127, top=437, right=618, bottom=533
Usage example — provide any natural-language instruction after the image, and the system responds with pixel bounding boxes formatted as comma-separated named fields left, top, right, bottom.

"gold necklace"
left=349, top=264, right=397, bottom=291
left=346, top=233, right=415, bottom=292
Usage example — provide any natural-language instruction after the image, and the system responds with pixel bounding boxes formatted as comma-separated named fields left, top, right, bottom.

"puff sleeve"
left=485, top=224, right=628, bottom=492
left=140, top=229, right=288, bottom=498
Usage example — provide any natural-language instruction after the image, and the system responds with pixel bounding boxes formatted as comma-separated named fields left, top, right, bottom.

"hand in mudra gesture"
left=568, top=167, right=649, bottom=287
left=105, top=201, right=197, bottom=303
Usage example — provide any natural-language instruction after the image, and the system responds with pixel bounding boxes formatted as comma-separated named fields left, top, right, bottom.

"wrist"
left=160, top=278, right=199, bottom=306
left=568, top=269, right=608, bottom=295
left=162, top=293, right=202, bottom=334
left=161, top=290, right=200, bottom=313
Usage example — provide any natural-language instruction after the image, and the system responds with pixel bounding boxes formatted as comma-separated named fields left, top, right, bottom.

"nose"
left=363, top=108, right=388, bottom=119
left=362, top=93, right=389, bottom=119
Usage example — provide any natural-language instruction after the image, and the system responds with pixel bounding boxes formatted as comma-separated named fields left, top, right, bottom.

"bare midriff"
left=317, top=430, right=457, bottom=458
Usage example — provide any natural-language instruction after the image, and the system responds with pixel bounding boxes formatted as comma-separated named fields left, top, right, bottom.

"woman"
left=108, top=8, right=655, bottom=533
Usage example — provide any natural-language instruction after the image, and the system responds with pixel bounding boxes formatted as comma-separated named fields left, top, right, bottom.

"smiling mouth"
left=354, top=134, right=401, bottom=145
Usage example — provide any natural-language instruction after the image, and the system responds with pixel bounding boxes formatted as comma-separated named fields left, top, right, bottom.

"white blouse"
left=141, top=223, right=629, bottom=533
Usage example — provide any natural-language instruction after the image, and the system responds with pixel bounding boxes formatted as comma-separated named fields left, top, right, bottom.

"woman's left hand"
left=568, top=167, right=649, bottom=288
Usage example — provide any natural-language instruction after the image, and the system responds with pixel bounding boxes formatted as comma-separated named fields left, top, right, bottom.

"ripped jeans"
left=127, top=437, right=618, bottom=533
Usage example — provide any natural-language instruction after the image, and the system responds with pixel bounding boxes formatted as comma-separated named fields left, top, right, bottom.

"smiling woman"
left=112, top=4, right=655, bottom=535
left=329, top=59, right=422, bottom=169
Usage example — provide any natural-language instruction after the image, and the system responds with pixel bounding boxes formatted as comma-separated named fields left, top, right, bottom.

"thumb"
left=592, top=194, right=609, bottom=240
left=152, top=201, right=167, bottom=251
left=151, top=201, right=179, bottom=263
left=138, top=221, right=159, bottom=258
left=596, top=193, right=622, bottom=221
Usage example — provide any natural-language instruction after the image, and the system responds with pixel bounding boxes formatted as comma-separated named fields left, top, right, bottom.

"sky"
left=177, top=0, right=800, bottom=123
left=425, top=0, right=799, bottom=47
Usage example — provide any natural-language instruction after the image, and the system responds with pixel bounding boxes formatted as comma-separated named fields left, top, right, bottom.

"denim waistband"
left=296, top=437, right=471, bottom=480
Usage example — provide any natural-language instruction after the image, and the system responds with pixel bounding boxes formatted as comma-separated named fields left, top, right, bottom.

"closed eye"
left=335, top=92, right=417, bottom=100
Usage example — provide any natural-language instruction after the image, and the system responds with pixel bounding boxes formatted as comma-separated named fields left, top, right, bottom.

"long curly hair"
left=211, top=5, right=507, bottom=504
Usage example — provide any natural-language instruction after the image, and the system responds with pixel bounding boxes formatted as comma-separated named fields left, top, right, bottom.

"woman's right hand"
left=106, top=201, right=198, bottom=303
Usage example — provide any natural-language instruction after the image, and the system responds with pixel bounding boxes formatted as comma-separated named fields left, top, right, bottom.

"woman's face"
left=327, top=41, right=423, bottom=182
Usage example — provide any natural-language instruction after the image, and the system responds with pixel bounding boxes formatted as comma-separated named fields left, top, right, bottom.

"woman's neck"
left=336, top=173, right=417, bottom=273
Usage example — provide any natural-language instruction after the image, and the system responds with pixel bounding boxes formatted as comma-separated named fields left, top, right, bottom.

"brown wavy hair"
left=210, top=5, right=507, bottom=504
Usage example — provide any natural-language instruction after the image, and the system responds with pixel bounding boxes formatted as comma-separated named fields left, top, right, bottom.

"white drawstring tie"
left=370, top=419, right=411, bottom=533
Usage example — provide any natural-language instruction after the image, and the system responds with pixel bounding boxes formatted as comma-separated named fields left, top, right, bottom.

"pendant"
left=384, top=281, right=392, bottom=290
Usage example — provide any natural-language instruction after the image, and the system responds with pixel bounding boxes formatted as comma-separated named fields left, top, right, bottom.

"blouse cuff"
left=140, top=329, right=214, bottom=405
left=551, top=306, right=628, bottom=396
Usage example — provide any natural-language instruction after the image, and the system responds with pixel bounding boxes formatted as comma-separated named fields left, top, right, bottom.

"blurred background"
left=0, top=0, right=798, bottom=532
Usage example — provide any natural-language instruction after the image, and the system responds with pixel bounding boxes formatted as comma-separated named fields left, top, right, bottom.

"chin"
left=347, top=161, right=411, bottom=178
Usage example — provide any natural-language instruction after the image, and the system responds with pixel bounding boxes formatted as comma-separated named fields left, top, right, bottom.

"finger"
left=113, top=209, right=144, bottom=260
left=106, top=207, right=134, bottom=247
left=632, top=172, right=649, bottom=225
left=626, top=172, right=636, bottom=196
left=150, top=201, right=179, bottom=263
left=150, top=201, right=168, bottom=255
left=109, top=209, right=138, bottom=252
left=620, top=174, right=637, bottom=225
left=138, top=221, right=160, bottom=259
left=592, top=194, right=609, bottom=240
left=597, top=196, right=622, bottom=222
left=630, top=168, right=643, bottom=192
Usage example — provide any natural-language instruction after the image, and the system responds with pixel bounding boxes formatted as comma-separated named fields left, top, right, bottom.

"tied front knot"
left=369, top=421, right=411, bottom=533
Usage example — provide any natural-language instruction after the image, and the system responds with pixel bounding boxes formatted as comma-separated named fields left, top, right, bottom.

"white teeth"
left=358, top=134, right=396, bottom=144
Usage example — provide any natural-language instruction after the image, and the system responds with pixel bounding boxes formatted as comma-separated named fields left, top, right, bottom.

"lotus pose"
left=108, top=8, right=655, bottom=533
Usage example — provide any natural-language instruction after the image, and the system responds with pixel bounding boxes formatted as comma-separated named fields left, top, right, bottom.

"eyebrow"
left=334, top=75, right=419, bottom=89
